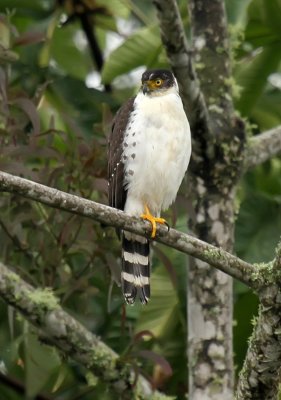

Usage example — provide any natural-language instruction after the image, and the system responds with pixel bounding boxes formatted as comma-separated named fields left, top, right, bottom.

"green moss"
left=195, top=62, right=206, bottom=71
left=28, top=288, right=59, bottom=310
left=208, top=96, right=216, bottom=104
left=228, top=24, right=244, bottom=64
left=224, top=77, right=242, bottom=99
left=203, top=247, right=226, bottom=262
left=209, top=104, right=224, bottom=114
left=216, top=46, right=224, bottom=54
left=252, top=261, right=277, bottom=284
left=8, top=271, right=20, bottom=283
left=85, top=371, right=98, bottom=387
left=275, top=239, right=281, bottom=258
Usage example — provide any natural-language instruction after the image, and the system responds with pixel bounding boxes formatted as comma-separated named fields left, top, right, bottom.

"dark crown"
left=141, top=69, right=175, bottom=85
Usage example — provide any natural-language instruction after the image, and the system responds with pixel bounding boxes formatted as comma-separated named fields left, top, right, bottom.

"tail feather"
left=121, top=231, right=150, bottom=304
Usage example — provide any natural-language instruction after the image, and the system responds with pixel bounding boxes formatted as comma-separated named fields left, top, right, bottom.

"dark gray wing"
left=108, top=97, right=135, bottom=211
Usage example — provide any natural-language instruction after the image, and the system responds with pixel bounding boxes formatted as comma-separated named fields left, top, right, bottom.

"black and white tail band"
left=121, top=231, right=150, bottom=304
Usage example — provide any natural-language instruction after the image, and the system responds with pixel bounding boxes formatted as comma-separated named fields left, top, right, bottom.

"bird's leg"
left=141, top=205, right=169, bottom=238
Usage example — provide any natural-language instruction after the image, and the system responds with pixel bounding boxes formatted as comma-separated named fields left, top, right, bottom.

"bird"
left=108, top=69, right=191, bottom=305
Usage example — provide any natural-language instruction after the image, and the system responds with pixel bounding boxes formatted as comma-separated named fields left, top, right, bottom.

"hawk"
left=108, top=69, right=191, bottom=305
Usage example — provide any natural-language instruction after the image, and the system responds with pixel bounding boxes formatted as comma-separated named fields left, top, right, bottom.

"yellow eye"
left=155, top=79, right=163, bottom=86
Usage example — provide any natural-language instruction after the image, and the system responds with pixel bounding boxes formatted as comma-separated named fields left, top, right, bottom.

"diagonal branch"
left=0, top=261, right=171, bottom=400
left=244, top=125, right=281, bottom=170
left=0, top=171, right=258, bottom=288
left=152, top=0, right=209, bottom=130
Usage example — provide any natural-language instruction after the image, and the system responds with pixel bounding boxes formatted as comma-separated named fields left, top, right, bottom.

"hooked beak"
left=142, top=82, right=149, bottom=94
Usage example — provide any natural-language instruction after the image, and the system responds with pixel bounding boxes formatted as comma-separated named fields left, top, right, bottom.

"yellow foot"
left=141, top=205, right=168, bottom=238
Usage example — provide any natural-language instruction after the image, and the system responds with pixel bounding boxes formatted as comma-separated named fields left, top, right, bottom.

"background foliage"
left=0, top=0, right=280, bottom=398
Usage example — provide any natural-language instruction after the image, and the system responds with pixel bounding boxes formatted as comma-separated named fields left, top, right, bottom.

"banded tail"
left=121, top=231, right=150, bottom=304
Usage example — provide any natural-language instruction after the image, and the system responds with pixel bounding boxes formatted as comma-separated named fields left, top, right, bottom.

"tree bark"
left=186, top=0, right=245, bottom=398
left=236, top=244, right=281, bottom=399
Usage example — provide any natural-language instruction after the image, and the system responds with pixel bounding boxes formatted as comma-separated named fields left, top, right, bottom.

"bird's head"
left=141, top=69, right=178, bottom=96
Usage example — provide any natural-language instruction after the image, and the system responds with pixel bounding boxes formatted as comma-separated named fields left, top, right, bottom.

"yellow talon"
left=141, top=205, right=167, bottom=238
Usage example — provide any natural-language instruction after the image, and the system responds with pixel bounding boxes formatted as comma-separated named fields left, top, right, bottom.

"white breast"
left=123, top=88, right=191, bottom=217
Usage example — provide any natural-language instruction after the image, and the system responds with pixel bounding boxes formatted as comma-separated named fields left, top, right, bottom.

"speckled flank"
left=123, top=85, right=191, bottom=217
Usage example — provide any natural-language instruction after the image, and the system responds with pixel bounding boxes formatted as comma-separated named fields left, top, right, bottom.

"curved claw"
left=164, top=220, right=170, bottom=232
left=141, top=205, right=168, bottom=239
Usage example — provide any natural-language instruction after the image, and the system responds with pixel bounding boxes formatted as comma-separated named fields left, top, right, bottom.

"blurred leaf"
left=101, top=26, right=161, bottom=84
left=44, top=74, right=116, bottom=136
left=25, top=331, right=61, bottom=398
left=13, top=97, right=40, bottom=134
left=235, top=184, right=281, bottom=263
left=235, top=43, right=281, bottom=114
left=262, top=0, right=281, bottom=36
left=97, top=0, right=130, bottom=19
left=14, top=30, right=46, bottom=46
left=133, top=330, right=155, bottom=343
left=138, top=350, right=172, bottom=377
left=0, top=0, right=54, bottom=14
left=251, top=90, right=281, bottom=130
left=48, top=23, right=91, bottom=80
left=234, top=291, right=259, bottom=371
left=135, top=264, right=179, bottom=338
left=225, top=0, right=252, bottom=26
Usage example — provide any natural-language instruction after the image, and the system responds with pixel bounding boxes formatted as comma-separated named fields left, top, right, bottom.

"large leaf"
left=233, top=291, right=259, bottom=371
left=97, top=0, right=130, bottom=19
left=0, top=0, right=54, bottom=15
left=42, top=21, right=91, bottom=81
left=235, top=185, right=281, bottom=263
left=262, top=0, right=281, bottom=36
left=234, top=0, right=281, bottom=114
left=251, top=90, right=281, bottom=130
left=25, top=331, right=61, bottom=398
left=135, top=262, right=180, bottom=338
left=101, top=26, right=162, bottom=84
left=225, top=0, right=252, bottom=26
left=235, top=43, right=281, bottom=114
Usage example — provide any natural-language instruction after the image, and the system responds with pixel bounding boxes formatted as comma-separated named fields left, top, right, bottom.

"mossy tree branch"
left=0, top=170, right=259, bottom=289
left=244, top=125, right=281, bottom=170
left=0, top=261, right=172, bottom=400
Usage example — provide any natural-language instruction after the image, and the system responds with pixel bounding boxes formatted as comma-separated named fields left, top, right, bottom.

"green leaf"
left=25, top=332, right=61, bottom=398
left=101, top=26, right=162, bottom=84
left=262, top=0, right=281, bottom=36
left=235, top=186, right=281, bottom=263
left=235, top=43, right=281, bottom=114
left=251, top=90, right=281, bottom=130
left=135, top=263, right=179, bottom=338
left=233, top=291, right=259, bottom=370
left=97, top=0, right=130, bottom=19
left=47, top=23, right=91, bottom=81
left=225, top=0, right=252, bottom=26
left=0, top=0, right=53, bottom=14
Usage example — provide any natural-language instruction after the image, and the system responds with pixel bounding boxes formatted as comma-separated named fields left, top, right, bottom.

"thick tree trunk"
left=188, top=189, right=236, bottom=399
left=185, top=0, right=245, bottom=397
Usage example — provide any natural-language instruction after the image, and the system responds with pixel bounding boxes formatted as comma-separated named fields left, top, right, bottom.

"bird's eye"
left=155, top=79, right=163, bottom=86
